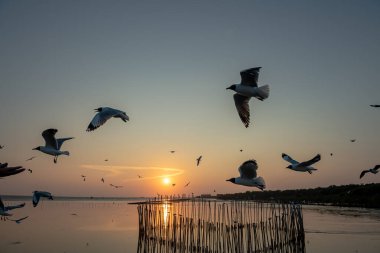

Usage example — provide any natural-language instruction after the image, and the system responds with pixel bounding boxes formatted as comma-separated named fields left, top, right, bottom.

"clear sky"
left=0, top=0, right=379, bottom=197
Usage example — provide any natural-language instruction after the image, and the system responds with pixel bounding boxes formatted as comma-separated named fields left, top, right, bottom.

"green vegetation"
left=216, top=183, right=380, bottom=208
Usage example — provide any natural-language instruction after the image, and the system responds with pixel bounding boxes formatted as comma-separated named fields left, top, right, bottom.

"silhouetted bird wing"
left=238, top=160, right=258, bottom=179
left=87, top=107, right=129, bottom=132
left=42, top=129, right=58, bottom=149
left=282, top=153, right=299, bottom=165
left=0, top=197, right=4, bottom=211
left=370, top=105, right=380, bottom=107
left=360, top=170, right=369, bottom=179
left=240, top=67, right=261, bottom=87
left=373, top=165, right=380, bottom=171
left=233, top=94, right=251, bottom=128
left=298, top=154, right=321, bottom=167
left=0, top=163, right=8, bottom=168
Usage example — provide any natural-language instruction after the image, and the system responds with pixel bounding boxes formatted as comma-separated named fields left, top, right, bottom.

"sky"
left=0, top=0, right=379, bottom=197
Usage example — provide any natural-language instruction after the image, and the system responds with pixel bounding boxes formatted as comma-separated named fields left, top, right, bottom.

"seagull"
left=370, top=104, right=380, bottom=108
left=0, top=145, right=4, bottom=149
left=0, top=163, right=26, bottom=178
left=282, top=153, right=321, bottom=174
left=27, top=169, right=33, bottom=173
left=184, top=182, right=190, bottom=187
left=226, top=67, right=270, bottom=127
left=110, top=184, right=122, bottom=188
left=7, top=216, right=29, bottom=224
left=81, top=175, right=86, bottom=181
left=172, top=183, right=176, bottom=187
left=101, top=178, right=105, bottom=183
left=32, top=191, right=53, bottom=207
left=240, top=149, right=243, bottom=152
left=330, top=153, right=333, bottom=156
left=350, top=139, right=356, bottom=142
left=196, top=156, right=202, bottom=166
left=86, top=107, right=129, bottom=132
left=104, top=159, right=108, bottom=162
left=33, top=129, right=74, bottom=163
left=26, top=156, right=36, bottom=161
left=138, top=175, right=143, bottom=178
left=226, top=160, right=265, bottom=190
left=170, top=150, right=175, bottom=154
left=360, top=165, right=380, bottom=179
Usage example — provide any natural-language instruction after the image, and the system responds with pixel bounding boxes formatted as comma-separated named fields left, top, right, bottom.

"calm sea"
left=1, top=197, right=379, bottom=253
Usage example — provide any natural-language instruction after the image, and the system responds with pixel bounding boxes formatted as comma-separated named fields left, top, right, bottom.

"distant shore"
left=215, top=183, right=380, bottom=209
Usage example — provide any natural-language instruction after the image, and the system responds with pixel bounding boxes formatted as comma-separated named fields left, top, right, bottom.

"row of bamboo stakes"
left=136, top=198, right=305, bottom=253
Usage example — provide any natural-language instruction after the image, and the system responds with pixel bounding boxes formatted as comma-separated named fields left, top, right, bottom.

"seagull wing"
left=0, top=167, right=25, bottom=177
left=298, top=154, right=321, bottom=167
left=372, top=165, right=380, bottom=171
left=233, top=94, right=251, bottom=128
left=32, top=192, right=40, bottom=207
left=5, top=203, right=25, bottom=211
left=42, top=129, right=58, bottom=149
left=86, top=108, right=118, bottom=131
left=360, top=170, right=369, bottom=179
left=57, top=137, right=74, bottom=150
left=14, top=216, right=29, bottom=223
left=0, top=197, right=5, bottom=211
left=282, top=153, right=299, bottom=165
left=238, top=160, right=258, bottom=179
left=240, top=67, right=261, bottom=87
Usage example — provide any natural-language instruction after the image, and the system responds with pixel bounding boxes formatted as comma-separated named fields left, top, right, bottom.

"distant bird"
left=0, top=145, right=4, bottom=149
left=27, top=169, right=33, bottom=173
left=0, top=163, right=25, bottom=178
left=370, top=104, right=380, bottom=108
left=226, top=67, right=270, bottom=127
left=104, top=159, right=108, bottom=162
left=138, top=175, right=143, bottom=178
left=7, top=216, right=29, bottom=224
left=26, top=156, right=36, bottom=162
left=240, top=149, right=243, bottom=152
left=350, top=139, right=356, bottom=142
left=33, top=128, right=74, bottom=163
left=81, top=175, right=86, bottom=181
left=101, top=178, right=105, bottom=183
left=86, top=107, right=129, bottom=132
left=32, top=191, right=53, bottom=207
left=170, top=150, right=175, bottom=154
left=196, top=156, right=202, bottom=166
left=172, top=183, right=176, bottom=187
left=282, top=153, right=321, bottom=174
left=226, top=160, right=265, bottom=190
left=110, top=184, right=122, bottom=189
left=184, top=182, right=190, bottom=187
left=330, top=153, right=333, bottom=156
left=359, top=165, right=380, bottom=179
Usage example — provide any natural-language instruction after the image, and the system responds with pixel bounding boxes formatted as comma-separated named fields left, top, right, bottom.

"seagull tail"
left=257, top=85, right=270, bottom=100
left=255, top=176, right=266, bottom=190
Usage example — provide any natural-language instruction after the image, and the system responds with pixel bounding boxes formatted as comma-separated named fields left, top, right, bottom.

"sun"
left=163, top=177, right=170, bottom=185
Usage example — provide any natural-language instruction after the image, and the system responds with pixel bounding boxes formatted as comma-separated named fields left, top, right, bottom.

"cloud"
left=80, top=164, right=184, bottom=182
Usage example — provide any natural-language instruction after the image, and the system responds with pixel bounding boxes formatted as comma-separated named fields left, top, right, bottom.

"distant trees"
left=217, top=183, right=380, bottom=208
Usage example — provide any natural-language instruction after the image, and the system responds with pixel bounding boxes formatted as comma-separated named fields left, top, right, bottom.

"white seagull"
left=282, top=153, right=321, bottom=174
left=226, top=160, right=266, bottom=190
left=360, top=165, right=380, bottom=179
left=86, top=107, right=129, bottom=131
left=226, top=67, right=270, bottom=127
left=32, top=191, right=53, bottom=207
left=33, top=129, right=74, bottom=163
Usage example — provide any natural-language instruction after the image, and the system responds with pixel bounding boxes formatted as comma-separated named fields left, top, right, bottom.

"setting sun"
left=163, top=177, right=170, bottom=185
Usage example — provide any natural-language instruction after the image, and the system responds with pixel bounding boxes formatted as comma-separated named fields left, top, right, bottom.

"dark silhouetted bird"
left=360, top=165, right=380, bottom=179
left=196, top=156, right=202, bottom=166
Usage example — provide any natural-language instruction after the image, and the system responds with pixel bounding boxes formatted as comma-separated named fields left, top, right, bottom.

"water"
left=1, top=198, right=379, bottom=253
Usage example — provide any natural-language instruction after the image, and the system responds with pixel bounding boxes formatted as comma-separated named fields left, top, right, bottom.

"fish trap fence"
left=137, top=200, right=305, bottom=253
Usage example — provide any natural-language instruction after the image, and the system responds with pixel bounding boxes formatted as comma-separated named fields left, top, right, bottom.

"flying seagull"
left=27, top=169, right=33, bottom=173
left=350, top=139, right=356, bottom=142
left=32, top=191, right=53, bottom=207
left=7, top=216, right=29, bottom=224
left=226, top=67, right=270, bottom=127
left=138, top=175, right=143, bottom=178
left=196, top=156, right=202, bottom=166
left=33, top=129, right=74, bottom=163
left=240, top=149, right=243, bottom=152
left=104, top=159, right=108, bottom=162
left=86, top=107, right=129, bottom=132
left=184, top=182, right=190, bottom=187
left=370, top=104, right=380, bottom=108
left=0, top=163, right=25, bottom=178
left=170, top=150, right=175, bottom=154
left=26, top=156, right=36, bottom=162
left=0, top=145, right=4, bottom=149
left=81, top=175, right=86, bottom=181
left=282, top=153, right=321, bottom=174
left=226, top=160, right=265, bottom=190
left=172, top=183, right=176, bottom=187
left=101, top=178, right=105, bottom=183
left=360, top=165, right=380, bottom=179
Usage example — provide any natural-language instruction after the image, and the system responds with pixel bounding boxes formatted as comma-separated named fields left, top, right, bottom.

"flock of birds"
left=1, top=67, right=379, bottom=222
